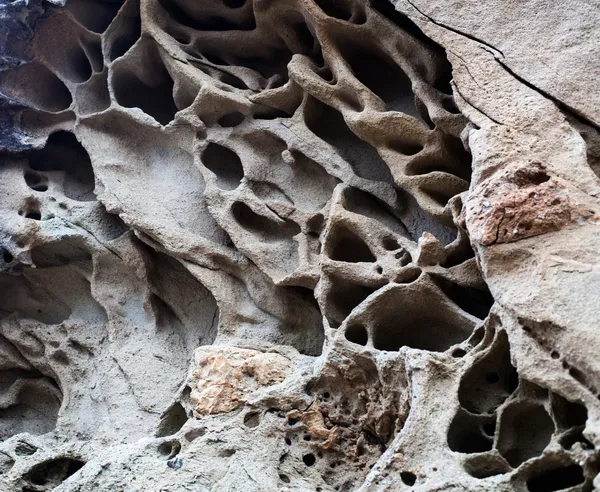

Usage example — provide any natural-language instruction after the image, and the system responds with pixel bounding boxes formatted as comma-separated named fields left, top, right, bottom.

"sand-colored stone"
left=0, top=0, right=598, bottom=490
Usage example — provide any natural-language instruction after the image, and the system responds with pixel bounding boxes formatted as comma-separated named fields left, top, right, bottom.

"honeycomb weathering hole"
left=112, top=68, right=178, bottom=125
left=365, top=282, right=478, bottom=352
left=201, top=142, right=244, bottom=190
left=0, top=0, right=597, bottom=490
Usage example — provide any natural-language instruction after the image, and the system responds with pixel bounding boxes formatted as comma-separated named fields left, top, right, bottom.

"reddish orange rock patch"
left=464, top=162, right=574, bottom=245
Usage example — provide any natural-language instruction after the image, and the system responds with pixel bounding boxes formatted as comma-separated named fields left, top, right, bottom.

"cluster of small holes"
left=277, top=385, right=387, bottom=490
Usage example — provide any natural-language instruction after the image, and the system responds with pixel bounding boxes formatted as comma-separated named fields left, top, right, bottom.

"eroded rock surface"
left=0, top=0, right=598, bottom=490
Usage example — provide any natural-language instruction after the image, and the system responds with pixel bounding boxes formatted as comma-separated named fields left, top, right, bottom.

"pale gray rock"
left=0, top=0, right=598, bottom=491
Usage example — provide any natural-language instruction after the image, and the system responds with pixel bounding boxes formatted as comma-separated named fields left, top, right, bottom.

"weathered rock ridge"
left=0, top=0, right=599, bottom=490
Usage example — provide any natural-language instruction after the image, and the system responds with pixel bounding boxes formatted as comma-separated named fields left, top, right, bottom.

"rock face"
left=0, top=0, right=598, bottom=490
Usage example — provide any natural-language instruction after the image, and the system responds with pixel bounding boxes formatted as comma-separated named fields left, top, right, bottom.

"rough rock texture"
left=0, top=0, right=599, bottom=490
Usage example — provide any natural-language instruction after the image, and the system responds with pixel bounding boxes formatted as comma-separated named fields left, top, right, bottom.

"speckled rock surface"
left=0, top=0, right=598, bottom=490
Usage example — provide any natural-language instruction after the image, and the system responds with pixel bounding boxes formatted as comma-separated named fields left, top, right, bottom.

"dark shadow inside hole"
left=430, top=275, right=494, bottom=321
left=112, top=68, right=178, bottom=125
left=370, top=0, right=444, bottom=52
left=329, top=226, right=376, bottom=262
left=235, top=52, right=292, bottom=86
left=109, top=15, right=141, bottom=61
left=422, top=186, right=455, bottom=208
left=441, top=96, right=461, bottom=114
left=0, top=366, right=62, bottom=437
left=23, top=458, right=85, bottom=488
left=171, top=30, right=191, bottom=44
left=201, top=143, right=244, bottom=190
left=28, top=131, right=96, bottom=201
left=202, top=52, right=228, bottom=66
left=158, top=440, right=181, bottom=459
left=254, top=107, right=292, bottom=120
left=158, top=0, right=256, bottom=31
left=343, top=45, right=419, bottom=117
left=486, top=372, right=500, bottom=384
left=313, top=0, right=352, bottom=20
left=498, top=403, right=555, bottom=468
left=370, top=286, right=476, bottom=352
left=415, top=97, right=435, bottom=129
left=455, top=441, right=487, bottom=461
left=307, top=214, right=325, bottom=238
left=302, top=453, right=316, bottom=466
left=552, top=395, right=587, bottom=429
left=400, top=471, right=416, bottom=486
left=156, top=402, right=188, bottom=437
left=351, top=8, right=367, bottom=24
left=469, top=325, right=485, bottom=347
left=231, top=202, right=300, bottom=240
left=304, top=97, right=394, bottom=184
left=224, top=0, right=245, bottom=8
left=458, top=331, right=519, bottom=414
left=218, top=111, right=245, bottom=127
left=370, top=0, right=455, bottom=95
left=83, top=40, right=104, bottom=73
left=24, top=170, right=48, bottom=192
left=244, top=411, right=260, bottom=428
left=404, top=136, right=473, bottom=183
left=345, top=324, right=368, bottom=346
left=14, top=442, right=37, bottom=456
left=2, top=250, right=13, bottom=263
left=325, top=276, right=380, bottom=328
left=0, top=62, right=72, bottom=112
left=342, top=187, right=410, bottom=238
left=567, top=115, right=600, bottom=179
left=297, top=22, right=317, bottom=53
left=382, top=237, right=400, bottom=250
left=447, top=410, right=494, bottom=454
left=188, top=59, right=250, bottom=91
left=558, top=427, right=592, bottom=451
left=66, top=0, right=122, bottom=33
left=526, top=463, right=584, bottom=492
left=452, top=348, right=466, bottom=358
left=67, top=46, right=92, bottom=83
left=25, top=210, right=41, bottom=221
left=566, top=365, right=592, bottom=390
left=389, top=140, right=424, bottom=156
left=444, top=135, right=473, bottom=182
left=482, top=422, right=496, bottom=437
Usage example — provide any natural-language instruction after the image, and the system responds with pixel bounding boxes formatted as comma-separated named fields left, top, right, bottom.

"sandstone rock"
left=0, top=0, right=598, bottom=490
left=189, top=347, right=291, bottom=417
